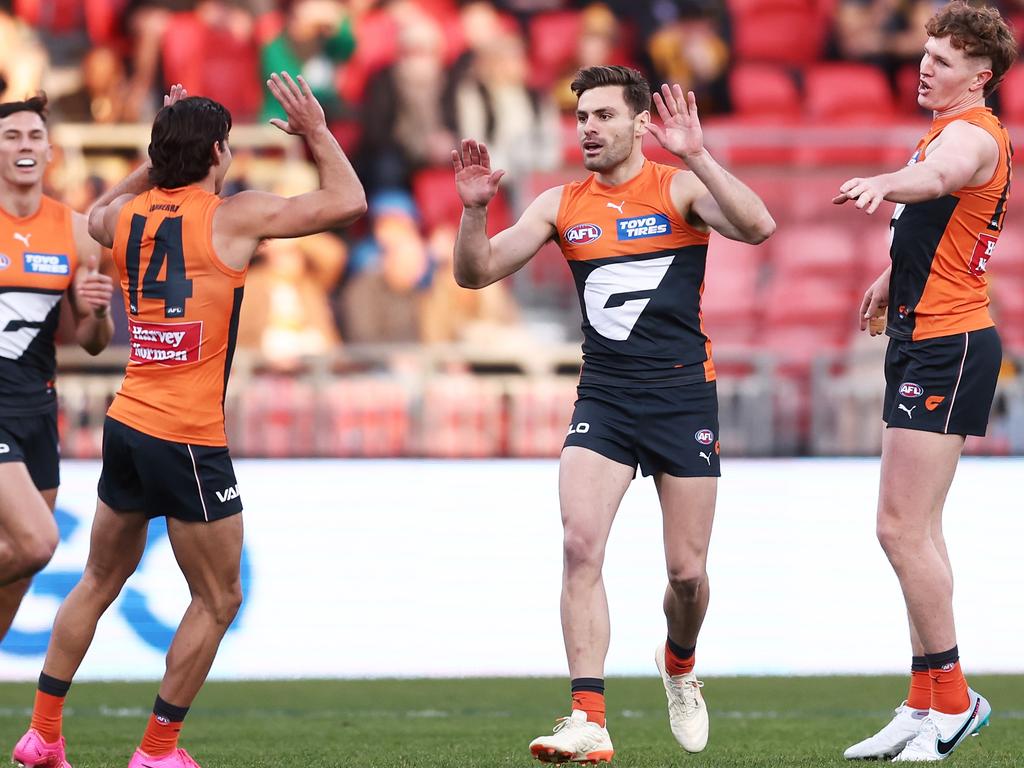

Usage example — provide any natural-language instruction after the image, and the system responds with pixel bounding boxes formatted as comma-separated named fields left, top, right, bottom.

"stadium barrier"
left=1, top=459, right=1021, bottom=680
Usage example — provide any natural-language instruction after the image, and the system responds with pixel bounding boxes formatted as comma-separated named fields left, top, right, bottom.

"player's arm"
left=451, top=139, right=559, bottom=289
left=69, top=212, right=114, bottom=355
left=87, top=85, right=190, bottom=247
left=834, top=120, right=998, bottom=214
left=214, top=73, right=366, bottom=251
left=648, top=83, right=775, bottom=244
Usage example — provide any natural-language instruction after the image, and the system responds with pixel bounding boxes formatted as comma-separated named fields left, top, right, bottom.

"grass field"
left=0, top=676, right=1021, bottom=767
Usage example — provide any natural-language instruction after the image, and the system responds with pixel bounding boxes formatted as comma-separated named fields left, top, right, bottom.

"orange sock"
left=29, top=690, right=66, bottom=744
left=907, top=656, right=931, bottom=710
left=571, top=690, right=606, bottom=727
left=140, top=714, right=183, bottom=757
left=930, top=660, right=970, bottom=715
left=665, top=639, right=695, bottom=677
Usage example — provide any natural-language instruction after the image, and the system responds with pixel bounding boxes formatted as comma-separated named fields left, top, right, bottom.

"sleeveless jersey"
left=556, top=160, right=714, bottom=387
left=0, top=196, right=78, bottom=415
left=888, top=107, right=1012, bottom=341
left=108, top=186, right=246, bottom=446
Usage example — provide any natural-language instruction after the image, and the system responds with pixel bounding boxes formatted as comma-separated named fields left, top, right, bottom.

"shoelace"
left=667, top=677, right=704, bottom=714
left=552, top=716, right=581, bottom=734
left=904, top=718, right=939, bottom=753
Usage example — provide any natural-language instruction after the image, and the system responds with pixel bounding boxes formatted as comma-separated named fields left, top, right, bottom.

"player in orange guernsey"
left=835, top=2, right=1016, bottom=762
left=12, top=75, right=365, bottom=768
left=0, top=94, right=114, bottom=644
left=452, top=65, right=775, bottom=762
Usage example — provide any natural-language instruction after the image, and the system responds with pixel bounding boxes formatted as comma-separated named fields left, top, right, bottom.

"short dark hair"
left=570, top=65, right=651, bottom=116
left=148, top=96, right=232, bottom=189
left=926, top=1, right=1018, bottom=97
left=0, top=93, right=49, bottom=123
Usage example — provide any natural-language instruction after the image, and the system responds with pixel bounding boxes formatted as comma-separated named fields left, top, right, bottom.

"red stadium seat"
left=729, top=63, right=802, bottom=120
left=990, top=226, right=1024, bottom=277
left=769, top=224, right=858, bottom=284
left=528, top=11, right=582, bottom=88
left=804, top=63, right=896, bottom=122
left=419, top=376, right=505, bottom=457
left=733, top=7, right=827, bottom=66
left=702, top=235, right=766, bottom=346
left=318, top=378, right=412, bottom=457
left=506, top=377, right=577, bottom=457
left=997, top=65, right=1024, bottom=123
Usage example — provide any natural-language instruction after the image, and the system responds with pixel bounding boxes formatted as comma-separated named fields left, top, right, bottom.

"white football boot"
left=893, top=689, right=991, bottom=762
left=529, top=710, right=614, bottom=764
left=654, top=644, right=709, bottom=753
left=844, top=702, right=929, bottom=759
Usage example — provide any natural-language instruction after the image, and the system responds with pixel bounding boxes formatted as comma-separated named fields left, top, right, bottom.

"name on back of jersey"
left=129, top=318, right=203, bottom=365
left=23, top=253, right=70, bottom=275
left=617, top=214, right=670, bottom=240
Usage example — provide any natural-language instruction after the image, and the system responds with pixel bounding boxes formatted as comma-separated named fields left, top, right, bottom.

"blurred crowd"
left=3, top=0, right=1024, bottom=371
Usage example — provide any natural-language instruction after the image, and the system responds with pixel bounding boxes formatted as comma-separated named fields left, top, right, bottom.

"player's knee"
left=562, top=530, right=604, bottom=574
left=875, top=516, right=911, bottom=558
left=13, top=521, right=59, bottom=578
left=204, top=581, right=243, bottom=627
left=667, top=567, right=705, bottom=601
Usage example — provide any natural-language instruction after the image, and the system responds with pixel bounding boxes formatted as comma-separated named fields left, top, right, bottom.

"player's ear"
left=635, top=109, right=650, bottom=137
left=972, top=68, right=992, bottom=94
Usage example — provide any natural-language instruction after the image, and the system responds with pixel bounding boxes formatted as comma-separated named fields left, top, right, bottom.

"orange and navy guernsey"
left=888, top=107, right=1012, bottom=341
left=108, top=186, right=246, bottom=446
left=556, top=160, right=715, bottom=387
left=0, top=196, right=79, bottom=416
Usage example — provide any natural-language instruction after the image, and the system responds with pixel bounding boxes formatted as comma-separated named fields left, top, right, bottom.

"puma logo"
left=606, top=200, right=625, bottom=214
left=13, top=232, right=30, bottom=248
left=699, top=451, right=712, bottom=465
left=898, top=404, right=916, bottom=419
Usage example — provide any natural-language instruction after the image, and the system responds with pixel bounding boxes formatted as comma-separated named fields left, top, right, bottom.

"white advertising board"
left=1, top=458, right=1021, bottom=680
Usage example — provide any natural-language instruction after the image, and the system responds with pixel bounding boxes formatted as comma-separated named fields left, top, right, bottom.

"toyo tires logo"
left=0, top=507, right=251, bottom=656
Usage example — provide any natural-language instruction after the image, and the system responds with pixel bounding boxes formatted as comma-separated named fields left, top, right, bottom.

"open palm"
left=647, top=83, right=704, bottom=159
left=452, top=139, right=505, bottom=208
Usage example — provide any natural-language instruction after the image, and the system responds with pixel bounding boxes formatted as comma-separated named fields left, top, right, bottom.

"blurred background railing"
left=4, top=0, right=1023, bottom=458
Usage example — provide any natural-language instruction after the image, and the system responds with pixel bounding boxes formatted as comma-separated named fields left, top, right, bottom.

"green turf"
left=1, top=676, right=1021, bottom=767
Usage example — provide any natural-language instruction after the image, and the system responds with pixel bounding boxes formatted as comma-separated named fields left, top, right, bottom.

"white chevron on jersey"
left=0, top=290, right=62, bottom=360
left=583, top=255, right=675, bottom=341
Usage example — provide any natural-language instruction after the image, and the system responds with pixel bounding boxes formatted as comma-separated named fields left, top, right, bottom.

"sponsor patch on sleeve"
left=617, top=214, right=671, bottom=240
left=23, top=253, right=70, bottom=275
left=128, top=318, right=203, bottom=365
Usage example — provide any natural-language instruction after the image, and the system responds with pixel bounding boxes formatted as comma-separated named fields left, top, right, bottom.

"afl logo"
left=564, top=223, right=602, bottom=245
left=899, top=382, right=923, bottom=398
left=0, top=253, right=9, bottom=269
left=694, top=429, right=714, bottom=445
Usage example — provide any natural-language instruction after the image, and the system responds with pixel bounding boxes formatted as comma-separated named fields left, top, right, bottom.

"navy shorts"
left=98, top=417, right=243, bottom=522
left=0, top=410, right=59, bottom=490
left=883, top=326, right=1001, bottom=437
left=563, top=381, right=720, bottom=478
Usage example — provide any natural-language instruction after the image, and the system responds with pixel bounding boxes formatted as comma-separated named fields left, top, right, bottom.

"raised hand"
left=267, top=72, right=326, bottom=136
left=647, top=84, right=704, bottom=160
left=451, top=139, right=505, bottom=209
left=164, top=83, right=187, bottom=107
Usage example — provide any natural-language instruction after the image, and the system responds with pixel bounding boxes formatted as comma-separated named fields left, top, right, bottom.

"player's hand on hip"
left=163, top=83, right=188, bottom=107
left=452, top=139, right=505, bottom=209
left=77, top=270, right=115, bottom=315
left=833, top=176, right=889, bottom=215
left=647, top=84, right=704, bottom=160
left=267, top=72, right=326, bottom=136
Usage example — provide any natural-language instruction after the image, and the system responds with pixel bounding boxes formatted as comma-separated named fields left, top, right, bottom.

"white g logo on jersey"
left=583, top=255, right=675, bottom=341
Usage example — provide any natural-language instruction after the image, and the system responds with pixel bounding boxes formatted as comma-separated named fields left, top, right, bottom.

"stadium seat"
left=528, top=11, right=582, bottom=88
left=233, top=377, right=317, bottom=458
left=990, top=226, right=1024, bottom=277
left=701, top=236, right=765, bottom=346
left=769, top=223, right=858, bottom=285
left=733, top=7, right=827, bottom=66
left=729, top=63, right=802, bottom=120
left=804, top=63, right=896, bottom=122
left=506, top=377, right=577, bottom=457
left=998, top=64, right=1024, bottom=124
left=419, top=375, right=505, bottom=457
left=318, top=378, right=412, bottom=457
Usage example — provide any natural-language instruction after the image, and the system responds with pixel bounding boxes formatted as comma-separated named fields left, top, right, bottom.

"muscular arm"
left=835, top=120, right=999, bottom=213
left=69, top=212, right=114, bottom=355
left=676, top=152, right=776, bottom=243
left=87, top=163, right=153, bottom=248
left=454, top=186, right=561, bottom=289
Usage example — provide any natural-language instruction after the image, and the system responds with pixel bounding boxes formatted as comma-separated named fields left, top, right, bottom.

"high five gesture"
left=648, top=83, right=704, bottom=160
left=452, top=139, right=506, bottom=209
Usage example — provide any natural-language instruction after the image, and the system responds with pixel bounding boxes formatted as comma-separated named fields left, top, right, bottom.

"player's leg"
left=0, top=464, right=58, bottom=587
left=0, top=486, right=57, bottom=641
left=652, top=473, right=715, bottom=753
left=13, top=499, right=148, bottom=768
left=128, top=513, right=243, bottom=768
left=529, top=446, right=632, bottom=764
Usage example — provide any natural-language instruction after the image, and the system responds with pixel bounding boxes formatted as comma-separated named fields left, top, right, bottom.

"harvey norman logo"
left=128, top=318, right=203, bottom=365
left=617, top=214, right=670, bottom=240
left=23, top=253, right=70, bottom=275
